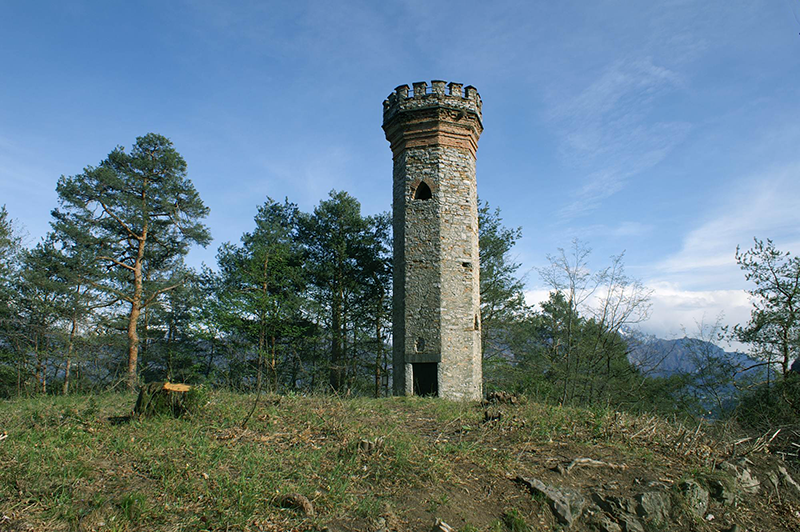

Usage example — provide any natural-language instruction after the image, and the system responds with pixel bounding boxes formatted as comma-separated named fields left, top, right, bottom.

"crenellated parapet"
left=382, top=80, right=483, bottom=158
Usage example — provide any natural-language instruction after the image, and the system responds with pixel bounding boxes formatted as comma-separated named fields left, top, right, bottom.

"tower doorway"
left=412, top=363, right=438, bottom=396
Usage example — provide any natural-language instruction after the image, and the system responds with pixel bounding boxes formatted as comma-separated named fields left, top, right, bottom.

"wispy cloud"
left=548, top=57, right=691, bottom=220
left=633, top=162, right=800, bottom=339
left=656, top=162, right=800, bottom=285
left=559, top=220, right=654, bottom=241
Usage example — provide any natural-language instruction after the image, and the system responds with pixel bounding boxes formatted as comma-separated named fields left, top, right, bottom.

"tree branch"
left=96, top=255, right=135, bottom=271
left=99, top=200, right=141, bottom=240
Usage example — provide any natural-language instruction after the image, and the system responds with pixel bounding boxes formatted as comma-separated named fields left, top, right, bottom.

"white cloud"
left=524, top=288, right=552, bottom=309
left=640, top=280, right=750, bottom=340
left=525, top=281, right=750, bottom=346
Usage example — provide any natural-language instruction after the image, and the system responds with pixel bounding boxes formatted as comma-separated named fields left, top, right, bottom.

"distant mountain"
left=622, top=328, right=765, bottom=416
left=622, top=328, right=757, bottom=379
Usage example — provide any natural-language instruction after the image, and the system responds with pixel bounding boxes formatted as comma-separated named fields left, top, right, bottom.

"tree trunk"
left=270, top=335, right=278, bottom=393
left=330, top=284, right=344, bottom=391
left=127, top=232, right=146, bottom=391
left=63, top=316, right=77, bottom=395
left=375, top=314, right=382, bottom=398
left=127, top=300, right=141, bottom=390
left=257, top=321, right=265, bottom=392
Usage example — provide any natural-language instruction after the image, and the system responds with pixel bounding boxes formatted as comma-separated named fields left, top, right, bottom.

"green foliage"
left=479, top=200, right=529, bottom=354
left=502, top=508, right=530, bottom=532
left=735, top=238, right=800, bottom=378
left=488, top=240, right=653, bottom=410
left=298, top=190, right=391, bottom=393
left=724, top=239, right=800, bottom=428
left=214, top=198, right=307, bottom=392
left=733, top=372, right=800, bottom=430
left=51, top=133, right=211, bottom=389
left=0, top=391, right=773, bottom=531
left=0, top=205, right=23, bottom=396
left=139, top=263, right=207, bottom=384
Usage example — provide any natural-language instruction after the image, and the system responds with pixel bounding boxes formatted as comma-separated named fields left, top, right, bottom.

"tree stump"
left=134, top=382, right=194, bottom=418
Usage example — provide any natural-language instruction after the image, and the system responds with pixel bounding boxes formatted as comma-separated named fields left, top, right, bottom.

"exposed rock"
left=617, top=514, right=644, bottom=532
left=679, top=480, right=709, bottom=517
left=517, top=476, right=586, bottom=527
left=767, top=469, right=780, bottom=492
left=556, top=457, right=628, bottom=475
left=634, top=491, right=671, bottom=523
left=593, top=515, right=622, bottom=532
left=708, top=477, right=736, bottom=506
left=584, top=505, right=623, bottom=532
left=720, top=460, right=760, bottom=494
left=591, top=493, right=634, bottom=516
left=777, top=465, right=800, bottom=495
left=736, top=467, right=760, bottom=494
left=590, top=493, right=645, bottom=532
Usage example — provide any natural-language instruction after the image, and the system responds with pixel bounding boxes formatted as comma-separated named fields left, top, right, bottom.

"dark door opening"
left=412, top=363, right=438, bottom=396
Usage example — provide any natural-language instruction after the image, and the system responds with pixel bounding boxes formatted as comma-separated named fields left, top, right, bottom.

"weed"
left=503, top=508, right=529, bottom=532
left=118, top=492, right=148, bottom=522
left=487, top=519, right=505, bottom=532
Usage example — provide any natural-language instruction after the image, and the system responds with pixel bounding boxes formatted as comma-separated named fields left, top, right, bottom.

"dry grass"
left=0, top=391, right=797, bottom=532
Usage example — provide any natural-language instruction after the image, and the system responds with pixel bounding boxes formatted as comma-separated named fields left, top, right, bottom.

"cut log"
left=163, top=383, right=191, bottom=392
left=134, top=381, right=195, bottom=418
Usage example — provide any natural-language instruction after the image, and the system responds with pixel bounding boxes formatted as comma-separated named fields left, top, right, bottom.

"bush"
left=731, top=374, right=800, bottom=431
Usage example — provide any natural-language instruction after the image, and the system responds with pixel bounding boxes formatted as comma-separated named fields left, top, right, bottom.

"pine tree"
left=299, top=191, right=375, bottom=392
left=0, top=206, right=24, bottom=396
left=51, top=133, right=210, bottom=390
left=215, top=198, right=306, bottom=392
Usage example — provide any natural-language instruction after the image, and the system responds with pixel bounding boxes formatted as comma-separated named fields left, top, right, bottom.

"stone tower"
left=382, top=80, right=483, bottom=401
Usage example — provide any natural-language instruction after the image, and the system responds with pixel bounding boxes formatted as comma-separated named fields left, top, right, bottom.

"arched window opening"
left=414, top=181, right=432, bottom=200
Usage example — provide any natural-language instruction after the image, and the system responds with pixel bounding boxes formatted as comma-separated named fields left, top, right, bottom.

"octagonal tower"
left=382, top=80, right=483, bottom=401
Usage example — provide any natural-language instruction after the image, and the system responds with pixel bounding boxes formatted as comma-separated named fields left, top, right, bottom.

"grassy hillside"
left=0, top=392, right=798, bottom=531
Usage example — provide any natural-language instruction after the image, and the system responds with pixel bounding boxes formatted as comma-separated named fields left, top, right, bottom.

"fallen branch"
left=743, top=428, right=781, bottom=456
left=555, top=457, right=628, bottom=475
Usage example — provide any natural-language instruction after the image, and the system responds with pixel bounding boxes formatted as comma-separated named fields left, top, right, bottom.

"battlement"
left=383, top=80, right=482, bottom=122
left=383, top=80, right=483, bottom=157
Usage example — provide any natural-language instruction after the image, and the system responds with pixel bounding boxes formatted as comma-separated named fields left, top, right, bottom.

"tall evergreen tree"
left=216, top=198, right=306, bottom=392
left=478, top=201, right=529, bottom=356
left=51, top=133, right=211, bottom=389
left=0, top=207, right=25, bottom=395
left=299, top=191, right=375, bottom=392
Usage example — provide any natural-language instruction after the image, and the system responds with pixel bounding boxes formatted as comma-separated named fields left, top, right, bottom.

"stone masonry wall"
left=383, top=81, right=483, bottom=401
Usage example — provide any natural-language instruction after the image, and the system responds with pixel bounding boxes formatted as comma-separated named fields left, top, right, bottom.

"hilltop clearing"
left=0, top=392, right=798, bottom=531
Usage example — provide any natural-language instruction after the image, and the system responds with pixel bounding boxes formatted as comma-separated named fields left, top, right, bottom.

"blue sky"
left=2, top=1, right=799, bottom=341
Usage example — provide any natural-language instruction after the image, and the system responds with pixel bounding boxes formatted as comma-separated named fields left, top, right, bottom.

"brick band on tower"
left=383, top=80, right=483, bottom=401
